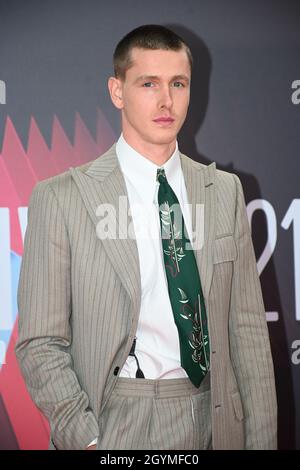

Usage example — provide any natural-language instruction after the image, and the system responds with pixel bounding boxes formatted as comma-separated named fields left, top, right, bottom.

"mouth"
left=153, top=117, right=175, bottom=125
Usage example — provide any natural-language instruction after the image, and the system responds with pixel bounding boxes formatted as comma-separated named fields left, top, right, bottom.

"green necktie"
left=157, top=167, right=210, bottom=388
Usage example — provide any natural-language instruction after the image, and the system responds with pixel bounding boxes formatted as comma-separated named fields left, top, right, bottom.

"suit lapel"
left=70, top=144, right=141, bottom=319
left=180, top=155, right=216, bottom=301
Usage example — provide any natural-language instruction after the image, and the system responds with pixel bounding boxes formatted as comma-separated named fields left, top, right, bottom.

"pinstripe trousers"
left=97, top=373, right=212, bottom=450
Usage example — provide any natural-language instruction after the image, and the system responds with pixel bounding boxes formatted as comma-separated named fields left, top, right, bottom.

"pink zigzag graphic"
left=0, top=109, right=116, bottom=449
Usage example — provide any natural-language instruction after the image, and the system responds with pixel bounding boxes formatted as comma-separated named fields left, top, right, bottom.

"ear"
left=107, top=76, right=124, bottom=110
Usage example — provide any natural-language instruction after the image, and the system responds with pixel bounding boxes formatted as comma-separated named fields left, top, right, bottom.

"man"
left=15, top=25, right=277, bottom=450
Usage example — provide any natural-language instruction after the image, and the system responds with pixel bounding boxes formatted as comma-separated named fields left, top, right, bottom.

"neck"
left=122, top=131, right=176, bottom=166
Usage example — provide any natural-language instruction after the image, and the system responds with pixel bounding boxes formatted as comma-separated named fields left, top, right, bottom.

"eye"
left=173, top=81, right=184, bottom=88
left=142, top=82, right=154, bottom=87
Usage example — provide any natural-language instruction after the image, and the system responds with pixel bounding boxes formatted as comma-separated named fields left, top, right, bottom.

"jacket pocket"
left=213, top=235, right=237, bottom=264
left=231, top=391, right=244, bottom=421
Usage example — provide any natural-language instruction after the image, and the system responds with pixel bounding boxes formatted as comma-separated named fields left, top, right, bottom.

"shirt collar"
left=116, top=133, right=182, bottom=204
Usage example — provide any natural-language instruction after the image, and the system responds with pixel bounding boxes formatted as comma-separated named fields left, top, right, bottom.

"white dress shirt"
left=116, top=133, right=193, bottom=380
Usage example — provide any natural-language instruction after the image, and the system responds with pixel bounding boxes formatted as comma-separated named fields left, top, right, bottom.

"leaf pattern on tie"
left=178, top=288, right=210, bottom=374
left=159, top=201, right=186, bottom=275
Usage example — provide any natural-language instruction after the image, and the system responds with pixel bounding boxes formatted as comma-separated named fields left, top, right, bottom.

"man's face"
left=109, top=47, right=191, bottom=150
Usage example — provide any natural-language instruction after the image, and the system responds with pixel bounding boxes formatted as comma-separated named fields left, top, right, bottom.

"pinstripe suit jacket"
left=15, top=143, right=277, bottom=450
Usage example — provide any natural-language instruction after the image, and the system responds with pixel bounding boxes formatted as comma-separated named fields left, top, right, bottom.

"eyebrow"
left=134, top=74, right=190, bottom=84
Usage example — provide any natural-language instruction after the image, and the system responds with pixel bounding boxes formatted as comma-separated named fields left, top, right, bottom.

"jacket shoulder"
left=180, top=152, right=239, bottom=191
left=30, top=143, right=117, bottom=197
left=31, top=161, right=92, bottom=193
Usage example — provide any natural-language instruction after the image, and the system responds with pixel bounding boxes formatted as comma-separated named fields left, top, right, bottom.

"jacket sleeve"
left=15, top=181, right=99, bottom=450
left=229, top=174, right=278, bottom=449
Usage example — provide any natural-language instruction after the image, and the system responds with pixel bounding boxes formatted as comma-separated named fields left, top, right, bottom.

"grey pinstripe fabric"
left=97, top=375, right=211, bottom=450
left=15, top=143, right=277, bottom=450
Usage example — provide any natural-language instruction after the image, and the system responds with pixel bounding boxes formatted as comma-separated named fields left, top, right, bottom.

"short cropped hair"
left=113, top=24, right=193, bottom=80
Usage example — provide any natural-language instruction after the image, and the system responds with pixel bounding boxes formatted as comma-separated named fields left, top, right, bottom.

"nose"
left=158, top=84, right=173, bottom=109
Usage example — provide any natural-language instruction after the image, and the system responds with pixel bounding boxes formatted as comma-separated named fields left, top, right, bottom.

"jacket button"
left=114, top=366, right=120, bottom=376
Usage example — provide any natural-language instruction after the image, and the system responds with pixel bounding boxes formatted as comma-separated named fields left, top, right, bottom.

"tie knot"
left=156, top=168, right=166, bottom=184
